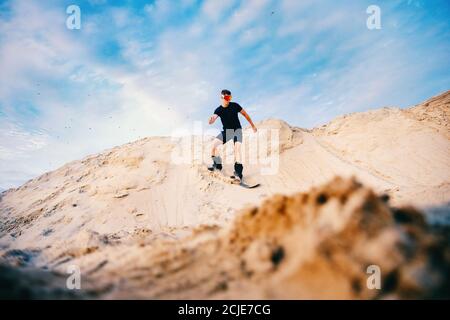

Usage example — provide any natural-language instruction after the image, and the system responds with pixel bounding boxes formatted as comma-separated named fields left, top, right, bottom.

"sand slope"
left=312, top=91, right=450, bottom=207
left=0, top=90, right=449, bottom=299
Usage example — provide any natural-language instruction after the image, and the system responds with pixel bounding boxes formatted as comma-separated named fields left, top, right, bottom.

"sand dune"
left=0, top=90, right=449, bottom=299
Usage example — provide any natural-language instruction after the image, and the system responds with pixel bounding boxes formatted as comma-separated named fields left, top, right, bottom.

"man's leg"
left=234, top=141, right=242, bottom=164
left=211, top=138, right=222, bottom=157
left=233, top=129, right=244, bottom=180
left=208, top=137, right=223, bottom=171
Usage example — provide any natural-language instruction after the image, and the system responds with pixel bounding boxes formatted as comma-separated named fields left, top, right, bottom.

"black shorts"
left=216, top=128, right=243, bottom=144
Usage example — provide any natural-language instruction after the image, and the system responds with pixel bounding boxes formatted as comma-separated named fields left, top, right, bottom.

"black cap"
left=221, top=89, right=231, bottom=96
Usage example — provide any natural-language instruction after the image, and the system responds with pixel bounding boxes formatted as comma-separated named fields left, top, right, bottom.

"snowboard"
left=238, top=181, right=260, bottom=189
left=230, top=175, right=261, bottom=189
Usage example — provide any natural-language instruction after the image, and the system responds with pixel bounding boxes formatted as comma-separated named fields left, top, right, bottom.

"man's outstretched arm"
left=240, top=109, right=257, bottom=132
left=209, top=114, right=218, bottom=125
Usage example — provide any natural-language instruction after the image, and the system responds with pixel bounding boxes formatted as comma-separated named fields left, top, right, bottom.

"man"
left=208, top=89, right=257, bottom=181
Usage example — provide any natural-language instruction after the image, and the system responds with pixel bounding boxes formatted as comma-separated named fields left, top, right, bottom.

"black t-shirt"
left=214, top=102, right=243, bottom=130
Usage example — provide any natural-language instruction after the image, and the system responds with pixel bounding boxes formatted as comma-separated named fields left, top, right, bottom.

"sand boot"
left=208, top=156, right=222, bottom=171
left=233, top=162, right=243, bottom=181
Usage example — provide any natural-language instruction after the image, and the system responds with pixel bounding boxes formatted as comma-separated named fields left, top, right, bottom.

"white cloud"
left=201, top=0, right=236, bottom=21
left=144, top=0, right=172, bottom=22
left=0, top=0, right=190, bottom=188
left=219, top=0, right=271, bottom=35
left=0, top=119, right=49, bottom=161
left=0, top=118, right=51, bottom=189
left=0, top=1, right=85, bottom=101
left=111, top=7, right=131, bottom=28
left=239, top=26, right=267, bottom=46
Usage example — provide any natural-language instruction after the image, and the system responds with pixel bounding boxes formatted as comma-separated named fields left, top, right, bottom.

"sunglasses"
left=221, top=94, right=232, bottom=101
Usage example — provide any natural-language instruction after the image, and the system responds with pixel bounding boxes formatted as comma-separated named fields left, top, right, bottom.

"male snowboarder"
left=208, top=89, right=257, bottom=182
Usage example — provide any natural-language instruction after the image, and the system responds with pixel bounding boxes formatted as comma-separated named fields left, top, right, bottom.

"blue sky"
left=0, top=0, right=449, bottom=189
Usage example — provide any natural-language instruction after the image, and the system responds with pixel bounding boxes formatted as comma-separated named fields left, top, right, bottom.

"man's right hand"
left=209, top=114, right=218, bottom=125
